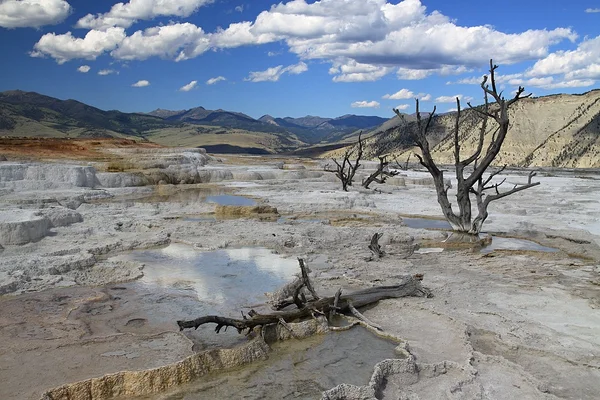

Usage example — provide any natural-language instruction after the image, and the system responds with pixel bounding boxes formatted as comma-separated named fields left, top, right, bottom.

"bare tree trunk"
left=325, top=133, right=364, bottom=191
left=393, top=59, right=540, bottom=235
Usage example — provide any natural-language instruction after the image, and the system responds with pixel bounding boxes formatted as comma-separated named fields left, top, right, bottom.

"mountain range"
left=1, top=89, right=600, bottom=168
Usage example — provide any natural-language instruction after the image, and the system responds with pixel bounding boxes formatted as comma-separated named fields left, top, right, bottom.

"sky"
left=0, top=0, right=599, bottom=119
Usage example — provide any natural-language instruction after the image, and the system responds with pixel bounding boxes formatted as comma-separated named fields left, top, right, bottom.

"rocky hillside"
left=358, top=90, right=600, bottom=168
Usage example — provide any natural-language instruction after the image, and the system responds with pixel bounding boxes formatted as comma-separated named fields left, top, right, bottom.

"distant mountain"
left=0, top=90, right=173, bottom=138
left=257, top=113, right=388, bottom=144
left=147, top=108, right=185, bottom=118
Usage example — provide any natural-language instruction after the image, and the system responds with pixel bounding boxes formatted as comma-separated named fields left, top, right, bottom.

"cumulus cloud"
left=527, top=36, right=600, bottom=80
left=132, top=79, right=150, bottom=87
left=28, top=0, right=578, bottom=77
left=76, top=0, right=214, bottom=30
left=383, top=89, right=432, bottom=101
left=215, top=0, right=576, bottom=81
left=31, top=27, right=126, bottom=64
left=383, top=89, right=415, bottom=100
left=111, top=23, right=208, bottom=61
left=329, top=59, right=393, bottom=82
left=98, top=69, right=117, bottom=75
left=585, top=8, right=600, bottom=13
left=206, top=76, right=226, bottom=85
left=435, top=94, right=473, bottom=103
left=179, top=80, right=198, bottom=91
left=77, top=65, right=91, bottom=73
left=394, top=104, right=410, bottom=110
left=245, top=61, right=307, bottom=82
left=0, top=0, right=71, bottom=28
left=351, top=100, right=380, bottom=108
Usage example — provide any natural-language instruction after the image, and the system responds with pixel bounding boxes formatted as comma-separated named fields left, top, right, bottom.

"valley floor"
left=0, top=147, right=599, bottom=399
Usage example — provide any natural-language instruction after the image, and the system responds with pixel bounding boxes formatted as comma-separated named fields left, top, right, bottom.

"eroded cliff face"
left=359, top=90, right=600, bottom=168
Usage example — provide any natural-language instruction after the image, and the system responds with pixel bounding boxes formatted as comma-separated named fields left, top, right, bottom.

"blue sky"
left=0, top=0, right=599, bottom=119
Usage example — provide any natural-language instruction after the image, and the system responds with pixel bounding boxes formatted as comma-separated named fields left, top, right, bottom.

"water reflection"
left=122, top=244, right=299, bottom=307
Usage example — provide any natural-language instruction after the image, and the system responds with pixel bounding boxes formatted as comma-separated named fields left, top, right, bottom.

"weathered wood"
left=368, top=232, right=384, bottom=259
left=177, top=275, right=430, bottom=334
left=324, top=133, right=363, bottom=191
left=362, top=156, right=399, bottom=189
left=265, top=259, right=319, bottom=310
left=393, top=59, right=538, bottom=234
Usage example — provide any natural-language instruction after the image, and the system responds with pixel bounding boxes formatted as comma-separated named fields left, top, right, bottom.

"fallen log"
left=177, top=273, right=430, bottom=334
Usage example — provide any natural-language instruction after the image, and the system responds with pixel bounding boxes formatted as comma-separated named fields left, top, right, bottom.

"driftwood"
left=368, top=232, right=384, bottom=259
left=177, top=259, right=430, bottom=335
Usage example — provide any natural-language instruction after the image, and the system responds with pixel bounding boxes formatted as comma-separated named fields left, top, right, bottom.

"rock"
left=0, top=210, right=51, bottom=245
left=96, top=172, right=149, bottom=188
left=40, top=207, right=83, bottom=228
left=0, top=155, right=7, bottom=161
left=0, top=164, right=98, bottom=190
left=57, top=195, right=85, bottom=210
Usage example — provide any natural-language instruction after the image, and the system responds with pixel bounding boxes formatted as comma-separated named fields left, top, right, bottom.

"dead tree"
left=393, top=60, right=540, bottom=235
left=178, top=259, right=430, bottom=335
left=325, top=133, right=363, bottom=191
left=362, top=156, right=399, bottom=189
left=394, top=154, right=412, bottom=171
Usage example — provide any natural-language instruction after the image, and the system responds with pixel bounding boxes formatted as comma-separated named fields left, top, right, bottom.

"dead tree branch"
left=324, top=133, right=364, bottom=191
left=178, top=274, right=430, bottom=335
left=362, top=156, right=400, bottom=189
left=394, top=59, right=539, bottom=234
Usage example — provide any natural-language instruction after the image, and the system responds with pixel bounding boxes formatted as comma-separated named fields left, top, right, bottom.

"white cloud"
left=30, top=0, right=579, bottom=79
left=31, top=27, right=126, bottom=64
left=76, top=0, right=214, bottom=30
left=419, top=93, right=431, bottom=101
left=215, top=0, right=575, bottom=81
left=235, top=5, right=244, bottom=13
left=77, top=65, right=91, bottom=73
left=98, top=69, right=117, bottom=75
left=394, top=104, right=410, bottom=110
left=527, top=36, right=600, bottom=80
left=585, top=8, right=600, bottom=13
left=396, top=67, right=432, bottom=80
left=435, top=94, right=473, bottom=103
left=111, top=23, right=208, bottom=61
left=210, top=21, right=279, bottom=49
left=285, top=61, right=308, bottom=75
left=245, top=61, right=308, bottom=82
left=383, top=88, right=414, bottom=100
left=0, top=0, right=71, bottom=28
left=206, top=76, right=226, bottom=85
left=329, top=59, right=393, bottom=82
left=132, top=80, right=150, bottom=87
left=351, top=100, right=380, bottom=108
left=179, top=80, right=198, bottom=91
